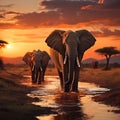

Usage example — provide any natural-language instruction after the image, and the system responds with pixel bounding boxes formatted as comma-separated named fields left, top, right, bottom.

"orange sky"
left=0, top=0, right=120, bottom=60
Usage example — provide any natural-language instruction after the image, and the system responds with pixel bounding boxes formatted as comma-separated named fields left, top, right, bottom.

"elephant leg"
left=64, top=77, right=71, bottom=92
left=63, top=64, right=70, bottom=92
left=71, top=68, right=79, bottom=92
left=35, top=69, right=39, bottom=84
left=64, top=82, right=70, bottom=92
left=37, top=71, right=42, bottom=84
left=42, top=69, right=45, bottom=82
left=57, top=69, right=63, bottom=90
left=40, top=71, right=43, bottom=83
left=31, top=70, right=36, bottom=83
left=41, top=72, right=44, bottom=82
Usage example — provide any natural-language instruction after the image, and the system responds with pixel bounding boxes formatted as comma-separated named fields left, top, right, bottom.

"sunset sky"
left=0, top=0, right=120, bottom=60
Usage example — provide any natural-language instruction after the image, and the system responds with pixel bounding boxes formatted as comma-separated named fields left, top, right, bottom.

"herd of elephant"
left=23, top=29, right=96, bottom=92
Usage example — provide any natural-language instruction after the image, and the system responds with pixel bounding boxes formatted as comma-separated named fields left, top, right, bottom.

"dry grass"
left=80, top=68, right=120, bottom=89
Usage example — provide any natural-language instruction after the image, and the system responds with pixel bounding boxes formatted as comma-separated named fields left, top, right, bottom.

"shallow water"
left=27, top=76, right=120, bottom=120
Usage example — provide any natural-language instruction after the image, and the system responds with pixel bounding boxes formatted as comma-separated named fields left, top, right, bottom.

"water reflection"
left=78, top=82, right=110, bottom=94
left=81, top=95, right=120, bottom=120
left=54, top=92, right=86, bottom=120
left=29, top=76, right=87, bottom=120
left=26, top=75, right=120, bottom=120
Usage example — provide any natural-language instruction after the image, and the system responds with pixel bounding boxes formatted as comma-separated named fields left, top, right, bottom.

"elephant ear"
left=76, top=30, right=96, bottom=53
left=45, top=30, right=65, bottom=54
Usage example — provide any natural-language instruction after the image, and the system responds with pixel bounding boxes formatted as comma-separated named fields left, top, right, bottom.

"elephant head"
left=45, top=29, right=96, bottom=92
left=23, top=52, right=33, bottom=67
left=23, top=51, right=36, bottom=83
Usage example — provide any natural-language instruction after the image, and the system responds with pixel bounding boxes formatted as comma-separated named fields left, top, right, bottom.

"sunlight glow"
left=6, top=44, right=12, bottom=49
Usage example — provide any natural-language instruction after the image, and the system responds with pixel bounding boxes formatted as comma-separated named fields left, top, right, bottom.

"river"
left=26, top=76, right=120, bottom=120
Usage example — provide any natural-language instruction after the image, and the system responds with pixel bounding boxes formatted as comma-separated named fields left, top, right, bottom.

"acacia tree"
left=95, top=47, right=120, bottom=70
left=0, top=40, right=8, bottom=49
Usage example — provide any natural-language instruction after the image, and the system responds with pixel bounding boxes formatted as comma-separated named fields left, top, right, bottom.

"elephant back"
left=41, top=51, right=50, bottom=67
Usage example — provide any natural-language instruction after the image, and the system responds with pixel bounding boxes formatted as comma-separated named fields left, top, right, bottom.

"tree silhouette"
left=0, top=40, right=8, bottom=49
left=95, top=47, right=120, bottom=70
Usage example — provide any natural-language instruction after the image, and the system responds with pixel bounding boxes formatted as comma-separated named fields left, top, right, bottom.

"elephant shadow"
left=54, top=92, right=87, bottom=120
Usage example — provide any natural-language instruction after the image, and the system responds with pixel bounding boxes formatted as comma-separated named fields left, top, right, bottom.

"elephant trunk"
left=64, top=53, right=75, bottom=92
left=69, top=56, right=75, bottom=83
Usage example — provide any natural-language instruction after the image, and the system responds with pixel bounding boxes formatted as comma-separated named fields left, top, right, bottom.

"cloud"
left=0, top=4, right=14, bottom=8
left=103, top=0, right=120, bottom=9
left=0, top=23, right=14, bottom=29
left=15, top=33, right=46, bottom=40
left=13, top=11, right=63, bottom=28
left=10, top=0, right=98, bottom=27
left=101, top=28, right=120, bottom=37
left=39, top=0, right=120, bottom=25
left=0, top=0, right=120, bottom=29
left=5, top=11, right=20, bottom=15
left=92, top=28, right=120, bottom=38
left=0, top=9, right=6, bottom=13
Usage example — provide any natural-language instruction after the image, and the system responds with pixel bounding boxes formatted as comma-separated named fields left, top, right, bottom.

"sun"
left=6, top=44, right=12, bottom=49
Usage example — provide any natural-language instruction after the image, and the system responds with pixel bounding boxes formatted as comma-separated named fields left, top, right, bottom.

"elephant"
left=23, top=51, right=36, bottom=83
left=32, top=50, right=50, bottom=84
left=45, top=29, right=96, bottom=92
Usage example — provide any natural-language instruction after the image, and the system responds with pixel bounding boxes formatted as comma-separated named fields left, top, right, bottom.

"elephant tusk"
left=32, top=65, right=34, bottom=71
left=76, top=57, right=81, bottom=68
left=40, top=67, right=43, bottom=71
left=63, top=55, right=67, bottom=64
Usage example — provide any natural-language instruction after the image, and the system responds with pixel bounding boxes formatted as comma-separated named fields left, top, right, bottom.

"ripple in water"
left=27, top=76, right=120, bottom=120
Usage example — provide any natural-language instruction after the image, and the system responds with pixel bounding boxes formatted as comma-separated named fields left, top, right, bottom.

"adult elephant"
left=45, top=29, right=96, bottom=92
left=32, top=50, right=50, bottom=84
left=23, top=51, right=36, bottom=83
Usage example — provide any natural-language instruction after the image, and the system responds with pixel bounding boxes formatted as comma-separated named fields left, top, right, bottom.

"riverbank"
left=0, top=66, right=56, bottom=120
left=46, top=67, right=120, bottom=109
left=80, top=68, right=120, bottom=110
